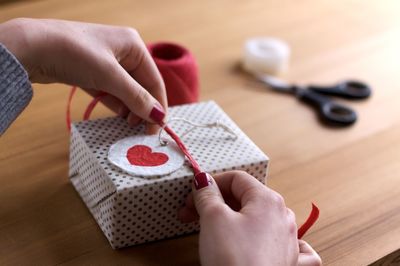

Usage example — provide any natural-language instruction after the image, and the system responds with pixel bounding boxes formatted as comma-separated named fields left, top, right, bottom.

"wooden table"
left=1, top=0, right=400, bottom=265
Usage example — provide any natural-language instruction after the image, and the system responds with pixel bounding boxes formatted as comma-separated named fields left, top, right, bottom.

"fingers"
left=211, top=170, right=270, bottom=211
left=70, top=25, right=168, bottom=132
left=127, top=112, right=142, bottom=126
left=116, top=29, right=168, bottom=133
left=286, top=208, right=298, bottom=235
left=85, top=77, right=160, bottom=129
left=179, top=170, right=267, bottom=223
left=178, top=189, right=197, bottom=223
left=117, top=29, right=168, bottom=111
left=191, top=172, right=227, bottom=219
left=83, top=88, right=126, bottom=116
left=102, top=59, right=166, bottom=125
left=146, top=123, right=161, bottom=135
left=119, top=105, right=130, bottom=118
left=177, top=202, right=198, bottom=223
left=298, top=240, right=322, bottom=266
left=83, top=88, right=143, bottom=127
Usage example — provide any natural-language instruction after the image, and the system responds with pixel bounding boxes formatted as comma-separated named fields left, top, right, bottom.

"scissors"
left=254, top=74, right=371, bottom=126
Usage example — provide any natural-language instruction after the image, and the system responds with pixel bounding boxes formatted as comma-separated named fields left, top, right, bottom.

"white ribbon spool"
left=243, top=37, right=290, bottom=75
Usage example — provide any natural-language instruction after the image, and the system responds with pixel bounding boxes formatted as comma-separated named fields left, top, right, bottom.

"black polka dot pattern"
left=69, top=101, right=269, bottom=248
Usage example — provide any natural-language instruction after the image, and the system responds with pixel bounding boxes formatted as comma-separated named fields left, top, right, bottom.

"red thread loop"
left=297, top=203, right=320, bottom=239
left=164, top=125, right=202, bottom=175
left=66, top=87, right=108, bottom=131
left=83, top=92, right=108, bottom=120
left=66, top=87, right=77, bottom=131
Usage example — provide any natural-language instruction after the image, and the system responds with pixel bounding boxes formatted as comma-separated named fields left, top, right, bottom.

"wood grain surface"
left=1, top=0, right=400, bottom=265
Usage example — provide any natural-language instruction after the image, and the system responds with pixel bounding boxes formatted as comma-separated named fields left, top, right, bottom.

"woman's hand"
left=0, top=18, right=167, bottom=133
left=178, top=171, right=321, bottom=266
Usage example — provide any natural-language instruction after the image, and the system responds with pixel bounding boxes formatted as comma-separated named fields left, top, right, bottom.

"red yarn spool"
left=148, top=42, right=199, bottom=106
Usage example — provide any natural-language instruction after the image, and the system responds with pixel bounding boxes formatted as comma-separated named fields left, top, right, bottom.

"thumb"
left=192, top=172, right=225, bottom=217
left=298, top=240, right=322, bottom=266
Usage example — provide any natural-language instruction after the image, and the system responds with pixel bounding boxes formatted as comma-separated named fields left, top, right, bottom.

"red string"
left=298, top=203, right=320, bottom=239
left=164, top=125, right=202, bottom=175
left=66, top=86, right=77, bottom=131
left=83, top=92, right=108, bottom=120
left=66, top=87, right=108, bottom=131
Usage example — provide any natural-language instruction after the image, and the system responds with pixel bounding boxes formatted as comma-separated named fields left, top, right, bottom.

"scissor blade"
left=254, top=74, right=293, bottom=93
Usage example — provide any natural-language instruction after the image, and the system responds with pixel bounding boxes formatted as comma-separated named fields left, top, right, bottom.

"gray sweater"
left=0, top=43, right=33, bottom=135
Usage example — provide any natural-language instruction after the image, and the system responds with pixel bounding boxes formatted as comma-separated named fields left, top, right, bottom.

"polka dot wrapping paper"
left=69, top=101, right=269, bottom=249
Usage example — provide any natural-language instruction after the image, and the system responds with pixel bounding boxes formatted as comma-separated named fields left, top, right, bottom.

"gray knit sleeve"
left=0, top=43, right=33, bottom=135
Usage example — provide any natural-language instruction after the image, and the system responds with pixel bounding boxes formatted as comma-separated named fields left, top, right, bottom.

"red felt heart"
left=126, top=145, right=169, bottom=167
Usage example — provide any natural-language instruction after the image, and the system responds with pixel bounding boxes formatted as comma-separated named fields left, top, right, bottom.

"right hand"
left=178, top=170, right=321, bottom=266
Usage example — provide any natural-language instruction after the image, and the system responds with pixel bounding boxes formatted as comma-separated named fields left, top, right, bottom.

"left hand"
left=0, top=18, right=168, bottom=133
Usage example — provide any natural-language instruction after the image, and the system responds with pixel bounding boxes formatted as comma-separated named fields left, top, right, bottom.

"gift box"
left=69, top=101, right=269, bottom=248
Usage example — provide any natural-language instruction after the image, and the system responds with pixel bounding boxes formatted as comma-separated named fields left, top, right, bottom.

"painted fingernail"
left=150, top=102, right=165, bottom=125
left=194, top=172, right=212, bottom=190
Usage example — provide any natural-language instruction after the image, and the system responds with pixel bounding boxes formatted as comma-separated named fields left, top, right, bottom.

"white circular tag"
left=108, top=135, right=185, bottom=177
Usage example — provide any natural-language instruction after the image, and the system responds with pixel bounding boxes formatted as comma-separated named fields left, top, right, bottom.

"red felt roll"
left=148, top=42, right=199, bottom=106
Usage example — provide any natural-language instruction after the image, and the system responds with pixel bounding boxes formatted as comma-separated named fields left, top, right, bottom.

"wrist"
left=0, top=18, right=52, bottom=81
left=0, top=19, right=34, bottom=74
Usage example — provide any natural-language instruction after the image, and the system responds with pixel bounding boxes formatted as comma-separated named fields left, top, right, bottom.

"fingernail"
left=194, top=172, right=212, bottom=190
left=150, top=102, right=165, bottom=125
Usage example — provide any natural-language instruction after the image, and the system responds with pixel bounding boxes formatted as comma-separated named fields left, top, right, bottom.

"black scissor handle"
left=321, top=102, right=357, bottom=125
left=296, top=88, right=357, bottom=126
left=308, top=80, right=371, bottom=99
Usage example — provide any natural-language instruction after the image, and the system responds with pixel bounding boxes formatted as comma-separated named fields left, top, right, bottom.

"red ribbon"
left=163, top=125, right=202, bottom=175
left=83, top=92, right=108, bottom=121
left=297, top=203, right=320, bottom=239
left=66, top=86, right=77, bottom=131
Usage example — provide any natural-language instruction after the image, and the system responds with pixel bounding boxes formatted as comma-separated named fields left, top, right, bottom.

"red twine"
left=66, top=86, right=77, bottom=132
left=83, top=92, right=108, bottom=121
left=297, top=203, right=320, bottom=239
left=163, top=125, right=202, bottom=175
left=66, top=87, right=106, bottom=131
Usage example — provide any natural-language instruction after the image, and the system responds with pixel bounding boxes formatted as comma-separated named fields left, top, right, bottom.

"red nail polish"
left=150, top=103, right=165, bottom=125
left=194, top=172, right=212, bottom=190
